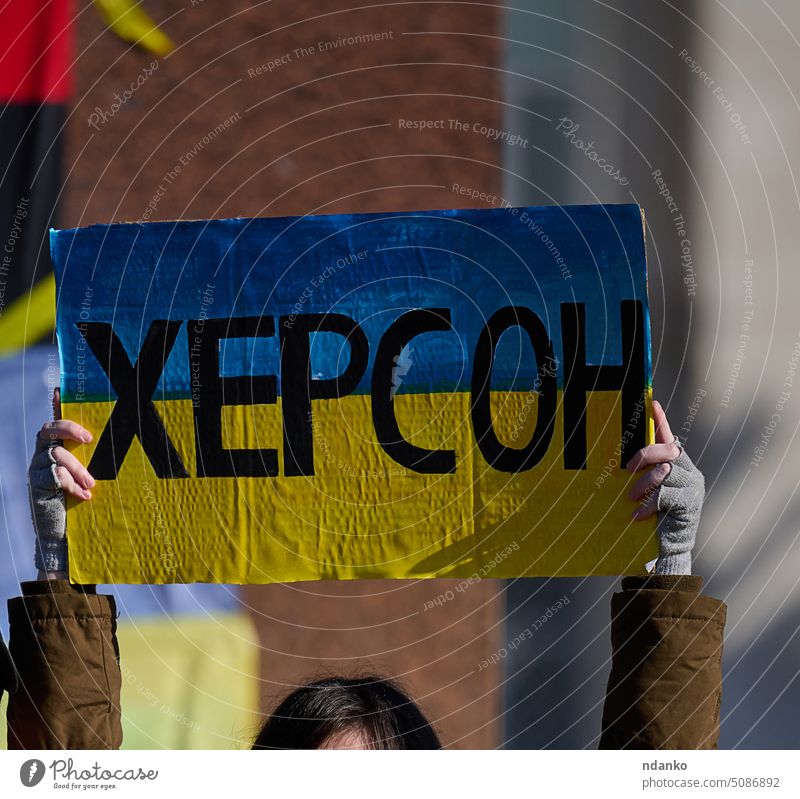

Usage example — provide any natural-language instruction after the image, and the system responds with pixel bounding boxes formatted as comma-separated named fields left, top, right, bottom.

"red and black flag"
left=0, top=0, right=72, bottom=354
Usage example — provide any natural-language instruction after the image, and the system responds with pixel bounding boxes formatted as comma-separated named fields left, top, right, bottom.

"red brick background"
left=65, top=0, right=505, bottom=748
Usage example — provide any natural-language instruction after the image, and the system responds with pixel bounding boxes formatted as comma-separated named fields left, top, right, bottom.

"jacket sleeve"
left=6, top=580, right=122, bottom=750
left=0, top=627, right=18, bottom=703
left=599, top=574, right=726, bottom=750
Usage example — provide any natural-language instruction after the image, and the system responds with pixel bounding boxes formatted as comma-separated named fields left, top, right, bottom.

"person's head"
left=252, top=675, right=441, bottom=749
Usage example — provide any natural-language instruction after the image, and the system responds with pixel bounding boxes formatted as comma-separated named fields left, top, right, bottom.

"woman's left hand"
left=625, top=399, right=705, bottom=575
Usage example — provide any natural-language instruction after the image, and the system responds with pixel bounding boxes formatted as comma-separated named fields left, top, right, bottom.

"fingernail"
left=84, top=490, right=92, bottom=500
left=82, top=432, right=93, bottom=443
left=86, top=475, right=95, bottom=488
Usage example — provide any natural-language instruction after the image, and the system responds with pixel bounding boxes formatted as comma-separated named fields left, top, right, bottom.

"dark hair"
left=252, top=675, right=441, bottom=750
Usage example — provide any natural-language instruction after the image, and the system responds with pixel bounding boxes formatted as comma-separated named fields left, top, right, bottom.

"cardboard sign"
left=51, top=204, right=657, bottom=584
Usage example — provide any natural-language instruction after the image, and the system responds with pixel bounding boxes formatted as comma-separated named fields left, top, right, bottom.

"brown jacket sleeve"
left=6, top=580, right=122, bottom=750
left=600, top=574, right=726, bottom=749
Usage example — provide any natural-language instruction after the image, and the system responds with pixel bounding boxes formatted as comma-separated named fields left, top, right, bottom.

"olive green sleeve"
left=600, top=575, right=726, bottom=750
left=6, top=580, right=122, bottom=750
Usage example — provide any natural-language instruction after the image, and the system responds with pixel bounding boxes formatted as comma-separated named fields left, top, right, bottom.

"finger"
left=628, top=461, right=671, bottom=501
left=54, top=465, right=92, bottom=501
left=51, top=446, right=95, bottom=490
left=38, top=419, right=92, bottom=445
left=632, top=489, right=659, bottom=520
left=52, top=388, right=61, bottom=421
left=652, top=399, right=675, bottom=446
left=625, top=442, right=681, bottom=472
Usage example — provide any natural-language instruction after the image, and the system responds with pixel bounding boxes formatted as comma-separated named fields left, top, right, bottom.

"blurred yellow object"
left=0, top=693, right=7, bottom=749
left=93, top=0, right=174, bottom=56
left=116, top=612, right=261, bottom=749
left=0, top=273, right=55, bottom=355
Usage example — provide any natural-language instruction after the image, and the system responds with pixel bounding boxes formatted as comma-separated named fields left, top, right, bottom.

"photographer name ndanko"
left=49, top=758, right=159, bottom=784
left=642, top=759, right=688, bottom=771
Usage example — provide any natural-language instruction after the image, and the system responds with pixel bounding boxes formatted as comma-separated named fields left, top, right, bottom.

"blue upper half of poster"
left=51, top=204, right=651, bottom=401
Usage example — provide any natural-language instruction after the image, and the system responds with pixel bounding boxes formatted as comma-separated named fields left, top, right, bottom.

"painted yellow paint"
left=63, top=390, right=657, bottom=583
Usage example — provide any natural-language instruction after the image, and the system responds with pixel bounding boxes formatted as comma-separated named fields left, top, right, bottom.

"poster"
left=52, top=204, right=656, bottom=583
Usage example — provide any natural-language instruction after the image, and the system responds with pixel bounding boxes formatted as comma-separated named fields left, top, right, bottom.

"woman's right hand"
left=28, top=390, right=95, bottom=578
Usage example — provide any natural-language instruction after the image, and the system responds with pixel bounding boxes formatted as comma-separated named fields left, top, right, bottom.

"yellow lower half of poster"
left=63, top=390, right=657, bottom=583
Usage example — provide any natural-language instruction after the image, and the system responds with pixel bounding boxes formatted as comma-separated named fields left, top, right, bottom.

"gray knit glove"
left=654, top=450, right=705, bottom=575
left=28, top=433, right=68, bottom=573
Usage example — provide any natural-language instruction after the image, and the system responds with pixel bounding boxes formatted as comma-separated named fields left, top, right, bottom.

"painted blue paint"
left=51, top=204, right=650, bottom=401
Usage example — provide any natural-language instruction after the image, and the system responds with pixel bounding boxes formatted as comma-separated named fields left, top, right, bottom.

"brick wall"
left=65, top=0, right=505, bottom=748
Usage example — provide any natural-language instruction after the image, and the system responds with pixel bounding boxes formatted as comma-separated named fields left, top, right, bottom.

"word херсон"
left=76, top=301, right=647, bottom=481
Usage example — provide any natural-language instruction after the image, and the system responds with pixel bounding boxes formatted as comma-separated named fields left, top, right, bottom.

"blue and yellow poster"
left=51, top=204, right=656, bottom=584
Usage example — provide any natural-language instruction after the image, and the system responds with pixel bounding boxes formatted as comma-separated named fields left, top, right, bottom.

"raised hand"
left=626, top=399, right=705, bottom=575
left=28, top=389, right=94, bottom=578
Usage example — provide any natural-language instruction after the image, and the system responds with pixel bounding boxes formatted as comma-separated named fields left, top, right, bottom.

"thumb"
left=652, top=399, right=675, bottom=445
